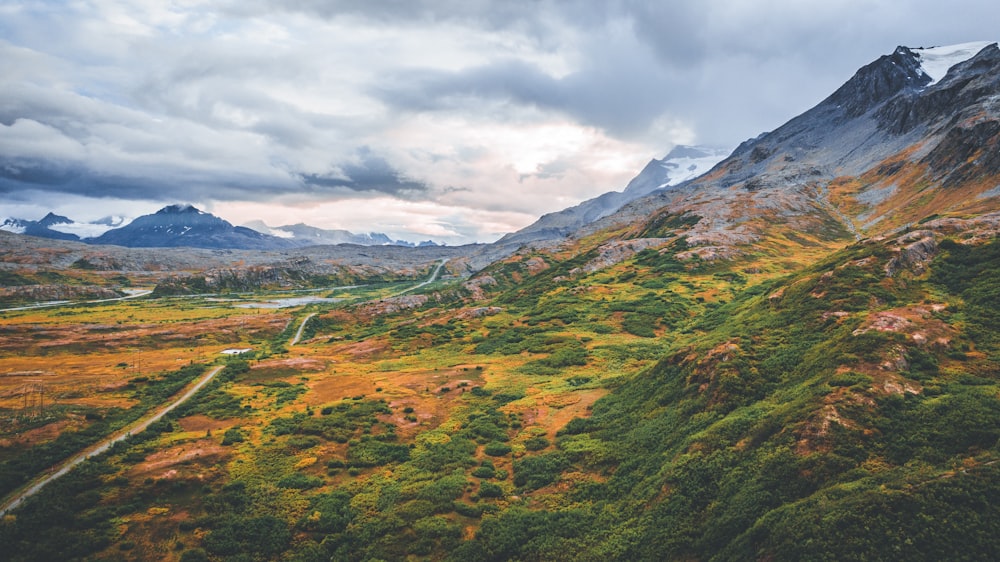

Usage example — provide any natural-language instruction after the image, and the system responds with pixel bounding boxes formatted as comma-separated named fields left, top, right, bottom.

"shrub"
left=523, top=436, right=550, bottom=451
left=483, top=442, right=512, bottom=457
left=472, top=466, right=496, bottom=479
left=478, top=481, right=504, bottom=498
left=221, top=427, right=245, bottom=446
left=513, top=453, right=570, bottom=490
left=276, top=473, right=323, bottom=490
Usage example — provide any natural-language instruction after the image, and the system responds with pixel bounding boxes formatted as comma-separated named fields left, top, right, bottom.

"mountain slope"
left=497, top=145, right=729, bottom=246
left=1, top=212, right=79, bottom=241
left=445, top=43, right=1000, bottom=560
left=579, top=43, right=1000, bottom=264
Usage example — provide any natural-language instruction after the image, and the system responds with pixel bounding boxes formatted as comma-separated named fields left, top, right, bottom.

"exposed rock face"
left=828, top=46, right=929, bottom=120
left=358, top=295, right=429, bottom=316
left=462, top=275, right=498, bottom=301
left=457, top=306, right=503, bottom=319
left=582, top=238, right=672, bottom=273
left=573, top=43, right=1000, bottom=261
left=885, top=232, right=938, bottom=276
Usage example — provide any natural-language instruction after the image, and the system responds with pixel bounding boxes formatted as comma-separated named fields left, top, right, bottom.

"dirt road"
left=0, top=364, right=225, bottom=517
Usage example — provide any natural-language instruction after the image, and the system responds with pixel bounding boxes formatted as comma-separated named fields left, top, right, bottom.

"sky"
left=1, top=1, right=999, bottom=244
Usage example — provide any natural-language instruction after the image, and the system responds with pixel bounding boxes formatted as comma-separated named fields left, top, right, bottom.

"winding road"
left=290, top=312, right=318, bottom=346
left=0, top=289, right=153, bottom=313
left=0, top=365, right=225, bottom=517
left=392, top=258, right=448, bottom=297
left=0, top=258, right=452, bottom=515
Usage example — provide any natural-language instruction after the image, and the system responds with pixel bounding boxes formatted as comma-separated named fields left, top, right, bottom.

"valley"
left=1, top=42, right=1000, bottom=561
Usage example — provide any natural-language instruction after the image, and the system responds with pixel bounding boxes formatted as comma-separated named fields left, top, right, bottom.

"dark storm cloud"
left=375, top=45, right=674, bottom=139
left=300, top=148, right=429, bottom=196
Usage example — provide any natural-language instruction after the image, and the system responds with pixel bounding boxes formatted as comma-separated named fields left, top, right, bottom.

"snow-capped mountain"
left=2, top=213, right=130, bottom=241
left=623, top=145, right=733, bottom=199
left=913, top=41, right=996, bottom=85
left=1, top=217, right=29, bottom=235
left=3, top=206, right=441, bottom=250
left=496, top=145, right=730, bottom=246
left=581, top=42, right=1000, bottom=256
left=89, top=204, right=297, bottom=250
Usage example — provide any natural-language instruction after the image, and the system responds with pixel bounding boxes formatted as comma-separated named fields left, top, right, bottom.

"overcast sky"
left=1, top=1, right=998, bottom=243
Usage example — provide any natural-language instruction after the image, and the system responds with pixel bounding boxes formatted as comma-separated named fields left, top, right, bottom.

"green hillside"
left=3, top=222, right=998, bottom=561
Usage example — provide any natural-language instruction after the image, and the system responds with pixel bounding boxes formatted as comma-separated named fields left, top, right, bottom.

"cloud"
left=300, top=148, right=429, bottom=196
left=4, top=0, right=1000, bottom=243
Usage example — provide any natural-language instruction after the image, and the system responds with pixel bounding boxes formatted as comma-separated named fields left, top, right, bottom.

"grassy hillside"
left=1, top=223, right=998, bottom=560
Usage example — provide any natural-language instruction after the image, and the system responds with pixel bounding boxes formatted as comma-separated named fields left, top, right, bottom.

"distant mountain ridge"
left=2, top=205, right=440, bottom=250
left=243, top=220, right=438, bottom=248
left=88, top=204, right=295, bottom=250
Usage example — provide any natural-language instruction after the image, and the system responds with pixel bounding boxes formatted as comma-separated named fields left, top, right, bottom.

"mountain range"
left=1, top=144, right=727, bottom=252
left=1, top=204, right=438, bottom=250
left=566, top=42, right=1000, bottom=257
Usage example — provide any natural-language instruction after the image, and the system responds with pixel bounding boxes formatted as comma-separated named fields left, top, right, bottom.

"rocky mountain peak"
left=157, top=204, right=202, bottom=215
left=38, top=212, right=73, bottom=227
left=822, top=46, right=929, bottom=119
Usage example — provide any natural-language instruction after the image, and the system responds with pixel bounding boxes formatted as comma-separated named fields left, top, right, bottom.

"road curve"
left=392, top=259, right=448, bottom=297
left=0, top=364, right=225, bottom=517
left=290, top=312, right=318, bottom=346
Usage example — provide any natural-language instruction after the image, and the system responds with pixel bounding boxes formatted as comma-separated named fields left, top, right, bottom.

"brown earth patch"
left=331, top=338, right=392, bottom=360
left=131, top=439, right=228, bottom=479
left=0, top=417, right=84, bottom=448
left=510, top=388, right=605, bottom=440
left=253, top=357, right=326, bottom=372
left=176, top=415, right=232, bottom=433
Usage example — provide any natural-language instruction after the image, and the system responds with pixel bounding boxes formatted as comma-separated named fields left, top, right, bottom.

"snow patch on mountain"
left=656, top=146, right=732, bottom=189
left=49, top=218, right=130, bottom=239
left=0, top=219, right=27, bottom=234
left=914, top=41, right=996, bottom=85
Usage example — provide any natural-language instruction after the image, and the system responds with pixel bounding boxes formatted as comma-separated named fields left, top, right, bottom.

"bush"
left=513, top=453, right=570, bottom=490
left=180, top=549, right=210, bottom=562
left=472, top=466, right=496, bottom=479
left=202, top=515, right=291, bottom=557
left=221, top=427, right=245, bottom=446
left=483, top=442, right=512, bottom=457
left=276, top=473, right=323, bottom=490
left=523, top=436, right=550, bottom=451
left=478, top=481, right=504, bottom=498
left=347, top=440, right=411, bottom=467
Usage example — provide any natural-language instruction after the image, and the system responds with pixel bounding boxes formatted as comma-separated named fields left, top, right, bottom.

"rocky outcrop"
left=581, top=238, right=672, bottom=273
left=357, top=295, right=429, bottom=316
left=885, top=232, right=938, bottom=276
left=457, top=306, right=503, bottom=320
left=0, top=284, right=123, bottom=304
left=462, top=275, right=498, bottom=301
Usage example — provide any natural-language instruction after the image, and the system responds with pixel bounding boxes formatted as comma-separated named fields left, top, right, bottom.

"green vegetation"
left=3, top=232, right=1000, bottom=561
left=0, top=364, right=206, bottom=500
